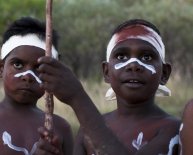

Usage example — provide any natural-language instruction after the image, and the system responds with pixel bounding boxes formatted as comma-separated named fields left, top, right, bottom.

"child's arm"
left=38, top=56, right=129, bottom=155
left=73, top=129, right=87, bottom=155
left=37, top=57, right=180, bottom=155
left=180, top=99, right=193, bottom=155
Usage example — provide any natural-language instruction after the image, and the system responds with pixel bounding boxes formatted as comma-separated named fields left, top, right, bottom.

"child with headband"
left=0, top=17, right=73, bottom=155
left=37, top=19, right=181, bottom=155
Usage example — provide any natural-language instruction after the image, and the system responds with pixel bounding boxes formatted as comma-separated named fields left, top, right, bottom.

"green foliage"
left=53, top=0, right=193, bottom=80
left=1, top=0, right=193, bottom=80
left=0, top=0, right=45, bottom=42
left=53, top=0, right=120, bottom=79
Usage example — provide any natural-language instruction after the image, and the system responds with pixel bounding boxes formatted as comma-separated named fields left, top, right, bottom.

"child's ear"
left=160, top=63, right=172, bottom=85
left=0, top=60, right=4, bottom=78
left=102, top=61, right=110, bottom=83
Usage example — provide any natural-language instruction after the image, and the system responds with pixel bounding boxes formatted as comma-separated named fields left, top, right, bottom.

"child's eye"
left=13, top=62, right=23, bottom=69
left=141, top=55, right=152, bottom=61
left=117, top=55, right=128, bottom=60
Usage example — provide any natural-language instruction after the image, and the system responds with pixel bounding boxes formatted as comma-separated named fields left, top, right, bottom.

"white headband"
left=1, top=34, right=58, bottom=59
left=106, top=25, right=165, bottom=63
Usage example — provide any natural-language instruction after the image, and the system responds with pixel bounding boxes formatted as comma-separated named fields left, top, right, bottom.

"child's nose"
left=21, top=73, right=35, bottom=83
left=125, top=61, right=144, bottom=72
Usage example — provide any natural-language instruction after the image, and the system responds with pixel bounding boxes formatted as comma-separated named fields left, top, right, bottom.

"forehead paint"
left=1, top=34, right=58, bottom=60
left=115, top=58, right=156, bottom=74
left=106, top=25, right=165, bottom=63
left=2, top=131, right=37, bottom=155
left=128, top=35, right=165, bottom=62
left=14, top=70, right=42, bottom=84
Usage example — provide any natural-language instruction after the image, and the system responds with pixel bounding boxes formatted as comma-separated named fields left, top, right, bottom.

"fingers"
left=38, top=57, right=63, bottom=75
left=51, top=134, right=60, bottom=146
left=35, top=139, right=60, bottom=155
left=36, top=127, right=61, bottom=155
left=38, top=127, right=51, bottom=139
left=38, top=56, right=60, bottom=68
left=37, top=56, right=83, bottom=104
left=38, top=127, right=60, bottom=145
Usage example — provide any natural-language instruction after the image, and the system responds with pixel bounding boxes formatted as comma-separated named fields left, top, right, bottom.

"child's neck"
left=0, top=97, right=38, bottom=112
left=116, top=98, right=164, bottom=117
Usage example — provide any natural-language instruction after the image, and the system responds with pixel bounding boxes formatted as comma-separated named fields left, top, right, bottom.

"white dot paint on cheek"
left=14, top=70, right=42, bottom=84
left=114, top=58, right=156, bottom=74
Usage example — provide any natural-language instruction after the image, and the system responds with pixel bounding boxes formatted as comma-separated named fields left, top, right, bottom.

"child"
left=180, top=99, right=193, bottom=155
left=0, top=17, right=73, bottom=155
left=37, top=19, right=181, bottom=155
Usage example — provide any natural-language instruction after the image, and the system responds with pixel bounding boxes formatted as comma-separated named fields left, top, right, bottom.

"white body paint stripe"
left=132, top=132, right=147, bottom=150
left=167, top=135, right=179, bottom=155
left=2, top=131, right=37, bottom=155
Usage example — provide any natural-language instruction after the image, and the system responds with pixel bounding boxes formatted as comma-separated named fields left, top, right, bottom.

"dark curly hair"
left=112, top=19, right=161, bottom=36
left=2, top=16, right=59, bottom=50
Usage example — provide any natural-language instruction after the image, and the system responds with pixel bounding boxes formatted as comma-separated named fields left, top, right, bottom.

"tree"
left=0, top=0, right=45, bottom=42
left=1, top=0, right=193, bottom=80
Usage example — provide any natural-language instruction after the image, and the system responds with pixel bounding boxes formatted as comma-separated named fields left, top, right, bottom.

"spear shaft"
left=44, top=0, right=54, bottom=142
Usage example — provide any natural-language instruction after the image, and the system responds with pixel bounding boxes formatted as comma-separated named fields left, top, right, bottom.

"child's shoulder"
left=158, top=115, right=181, bottom=131
left=181, top=99, right=193, bottom=125
left=183, top=99, right=193, bottom=115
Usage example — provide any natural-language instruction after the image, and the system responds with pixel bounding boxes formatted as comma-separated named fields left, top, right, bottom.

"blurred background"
left=0, top=0, right=193, bottom=136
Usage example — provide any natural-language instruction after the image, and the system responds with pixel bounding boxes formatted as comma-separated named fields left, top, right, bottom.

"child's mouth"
left=122, top=79, right=144, bottom=88
left=19, top=88, right=33, bottom=94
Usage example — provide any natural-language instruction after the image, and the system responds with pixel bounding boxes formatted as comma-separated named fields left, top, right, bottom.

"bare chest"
left=0, top=116, right=42, bottom=155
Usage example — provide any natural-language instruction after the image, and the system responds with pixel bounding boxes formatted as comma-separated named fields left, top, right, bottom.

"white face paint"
left=14, top=70, right=42, bottom=84
left=2, top=131, right=37, bottom=155
left=114, top=58, right=156, bottom=74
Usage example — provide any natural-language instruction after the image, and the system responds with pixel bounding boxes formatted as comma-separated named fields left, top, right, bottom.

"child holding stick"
left=38, top=19, right=181, bottom=155
left=0, top=17, right=73, bottom=155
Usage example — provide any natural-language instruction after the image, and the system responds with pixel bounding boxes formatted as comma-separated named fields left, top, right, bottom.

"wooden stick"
left=44, top=0, right=54, bottom=142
